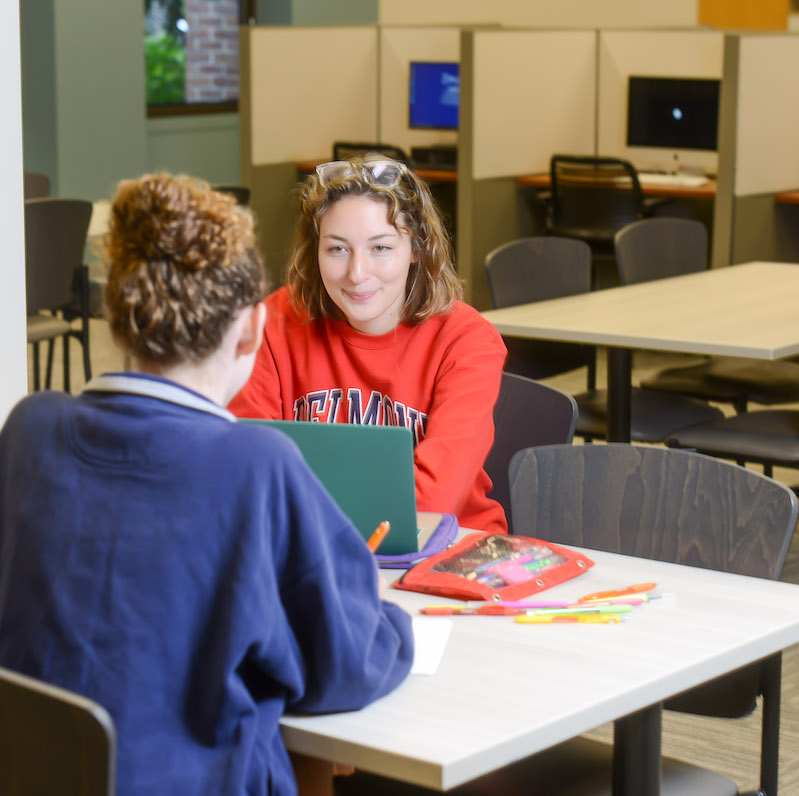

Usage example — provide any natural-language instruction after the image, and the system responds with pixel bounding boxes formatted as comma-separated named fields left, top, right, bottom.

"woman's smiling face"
left=317, top=194, right=416, bottom=335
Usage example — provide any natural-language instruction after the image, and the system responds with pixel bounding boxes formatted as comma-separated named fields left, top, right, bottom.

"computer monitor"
left=409, top=61, right=459, bottom=131
left=626, top=76, right=720, bottom=152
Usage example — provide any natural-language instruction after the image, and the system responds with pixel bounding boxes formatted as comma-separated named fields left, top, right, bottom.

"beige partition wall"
left=240, top=26, right=378, bottom=279
left=378, top=26, right=460, bottom=152
left=378, top=0, right=697, bottom=28
left=458, top=28, right=596, bottom=308
left=597, top=29, right=724, bottom=175
left=714, top=32, right=799, bottom=266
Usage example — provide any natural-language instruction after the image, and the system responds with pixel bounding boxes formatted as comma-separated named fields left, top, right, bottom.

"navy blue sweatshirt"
left=0, top=373, right=413, bottom=795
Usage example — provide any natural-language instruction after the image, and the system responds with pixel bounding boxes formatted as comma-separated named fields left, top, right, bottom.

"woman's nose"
left=346, top=253, right=368, bottom=283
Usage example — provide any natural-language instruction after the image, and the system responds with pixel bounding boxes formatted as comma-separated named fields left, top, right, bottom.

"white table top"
left=280, top=549, right=799, bottom=790
left=481, top=261, right=799, bottom=360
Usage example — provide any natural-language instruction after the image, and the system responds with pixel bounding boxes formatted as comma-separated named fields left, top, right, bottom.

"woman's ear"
left=236, top=302, right=266, bottom=357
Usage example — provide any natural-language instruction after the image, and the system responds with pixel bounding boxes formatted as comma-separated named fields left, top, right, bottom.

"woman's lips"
left=344, top=290, right=377, bottom=302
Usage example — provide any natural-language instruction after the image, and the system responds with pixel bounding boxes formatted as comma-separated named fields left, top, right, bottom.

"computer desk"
left=776, top=190, right=799, bottom=205
left=280, top=546, right=799, bottom=794
left=517, top=172, right=717, bottom=200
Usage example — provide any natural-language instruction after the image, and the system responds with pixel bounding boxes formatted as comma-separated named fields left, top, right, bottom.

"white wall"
left=1, top=1, right=27, bottom=421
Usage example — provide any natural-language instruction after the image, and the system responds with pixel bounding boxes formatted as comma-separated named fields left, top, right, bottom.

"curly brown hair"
left=285, top=153, right=462, bottom=324
left=104, top=173, right=268, bottom=364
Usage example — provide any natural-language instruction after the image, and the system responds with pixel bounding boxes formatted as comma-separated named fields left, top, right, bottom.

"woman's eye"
left=328, top=245, right=346, bottom=254
left=373, top=245, right=391, bottom=253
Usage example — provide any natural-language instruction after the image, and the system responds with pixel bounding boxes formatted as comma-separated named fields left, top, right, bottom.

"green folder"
left=246, top=420, right=420, bottom=556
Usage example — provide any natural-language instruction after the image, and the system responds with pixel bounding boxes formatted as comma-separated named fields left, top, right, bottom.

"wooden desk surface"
left=280, top=548, right=799, bottom=790
left=517, top=172, right=717, bottom=200
left=295, top=159, right=457, bottom=184
left=776, top=190, right=799, bottom=205
left=482, top=262, right=799, bottom=360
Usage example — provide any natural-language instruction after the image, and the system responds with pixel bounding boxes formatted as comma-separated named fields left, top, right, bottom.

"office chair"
left=483, top=372, right=578, bottom=533
left=615, top=217, right=799, bottom=413
left=484, top=236, right=724, bottom=443
left=507, top=443, right=798, bottom=796
left=332, top=142, right=414, bottom=168
left=0, top=666, right=116, bottom=796
left=25, top=198, right=93, bottom=392
left=212, top=184, right=250, bottom=206
left=547, top=155, right=648, bottom=289
left=23, top=171, right=51, bottom=199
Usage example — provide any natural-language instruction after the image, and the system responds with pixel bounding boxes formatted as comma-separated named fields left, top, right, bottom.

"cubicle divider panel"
left=471, top=29, right=596, bottom=180
left=378, top=26, right=460, bottom=154
left=239, top=26, right=379, bottom=279
left=734, top=34, right=799, bottom=198
left=714, top=33, right=799, bottom=266
left=243, top=26, right=379, bottom=167
left=457, top=29, right=596, bottom=308
left=377, top=0, right=697, bottom=29
left=596, top=29, right=724, bottom=176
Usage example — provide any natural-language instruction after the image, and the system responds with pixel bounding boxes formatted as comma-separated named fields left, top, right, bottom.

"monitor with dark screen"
left=409, top=61, right=459, bottom=131
left=626, top=76, right=720, bottom=152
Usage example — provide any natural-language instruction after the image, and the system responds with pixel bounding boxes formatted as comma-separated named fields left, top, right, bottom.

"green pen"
left=528, top=604, right=635, bottom=616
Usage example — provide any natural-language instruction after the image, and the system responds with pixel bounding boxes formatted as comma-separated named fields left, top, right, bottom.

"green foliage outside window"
left=145, top=32, right=186, bottom=105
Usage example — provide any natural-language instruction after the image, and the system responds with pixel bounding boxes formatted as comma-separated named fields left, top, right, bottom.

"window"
left=144, top=0, right=243, bottom=115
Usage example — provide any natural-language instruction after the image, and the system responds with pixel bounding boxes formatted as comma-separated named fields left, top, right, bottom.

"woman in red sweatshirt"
left=229, top=154, right=508, bottom=533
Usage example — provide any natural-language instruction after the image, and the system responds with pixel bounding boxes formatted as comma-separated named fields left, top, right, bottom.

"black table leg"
left=607, top=347, right=632, bottom=443
left=613, top=705, right=662, bottom=795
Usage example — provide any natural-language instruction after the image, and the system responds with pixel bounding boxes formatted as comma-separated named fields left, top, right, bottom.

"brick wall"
left=185, top=0, right=239, bottom=102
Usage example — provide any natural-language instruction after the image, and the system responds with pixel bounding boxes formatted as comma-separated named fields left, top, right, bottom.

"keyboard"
left=638, top=172, right=710, bottom=187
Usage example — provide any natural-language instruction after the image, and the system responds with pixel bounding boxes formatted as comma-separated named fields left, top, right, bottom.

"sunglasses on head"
left=315, top=159, right=408, bottom=188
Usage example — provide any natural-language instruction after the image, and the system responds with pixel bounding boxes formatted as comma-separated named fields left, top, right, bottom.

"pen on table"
left=578, top=581, right=657, bottom=603
left=530, top=604, right=634, bottom=616
left=367, top=521, right=391, bottom=553
left=420, top=605, right=529, bottom=616
left=579, top=593, right=674, bottom=607
left=516, top=614, right=623, bottom=624
left=466, top=600, right=573, bottom=609
left=420, top=604, right=634, bottom=617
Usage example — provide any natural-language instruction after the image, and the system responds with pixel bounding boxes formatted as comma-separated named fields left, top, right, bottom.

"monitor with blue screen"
left=409, top=61, right=460, bottom=131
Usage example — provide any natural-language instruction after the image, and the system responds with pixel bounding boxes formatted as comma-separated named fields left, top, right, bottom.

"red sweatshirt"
left=229, top=288, right=508, bottom=533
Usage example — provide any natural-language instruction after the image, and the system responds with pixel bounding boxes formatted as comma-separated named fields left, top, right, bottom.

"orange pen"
left=367, top=521, right=391, bottom=553
left=577, top=582, right=657, bottom=603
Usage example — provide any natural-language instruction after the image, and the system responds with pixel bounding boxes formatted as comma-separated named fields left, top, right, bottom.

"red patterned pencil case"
left=393, top=532, right=594, bottom=601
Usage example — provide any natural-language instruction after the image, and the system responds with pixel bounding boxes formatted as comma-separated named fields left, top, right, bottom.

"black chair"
left=23, top=171, right=51, bottom=199
left=547, top=155, right=650, bottom=289
left=332, top=141, right=414, bottom=168
left=212, top=184, right=250, bottom=206
left=483, top=372, right=578, bottom=533
left=25, top=198, right=93, bottom=392
left=615, top=217, right=799, bottom=413
left=337, top=444, right=795, bottom=796
left=484, top=236, right=724, bottom=443
left=508, top=443, right=799, bottom=796
left=0, top=666, right=116, bottom=795
left=666, top=409, right=799, bottom=478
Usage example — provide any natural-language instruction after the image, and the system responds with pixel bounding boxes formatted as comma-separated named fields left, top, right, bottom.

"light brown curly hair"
left=285, top=153, right=463, bottom=324
left=104, top=173, right=268, bottom=364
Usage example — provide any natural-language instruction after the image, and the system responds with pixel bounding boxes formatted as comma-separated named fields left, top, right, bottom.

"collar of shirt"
left=81, top=373, right=235, bottom=422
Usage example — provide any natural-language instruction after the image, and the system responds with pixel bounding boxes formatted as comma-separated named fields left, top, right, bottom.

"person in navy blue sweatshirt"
left=0, top=173, right=414, bottom=795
